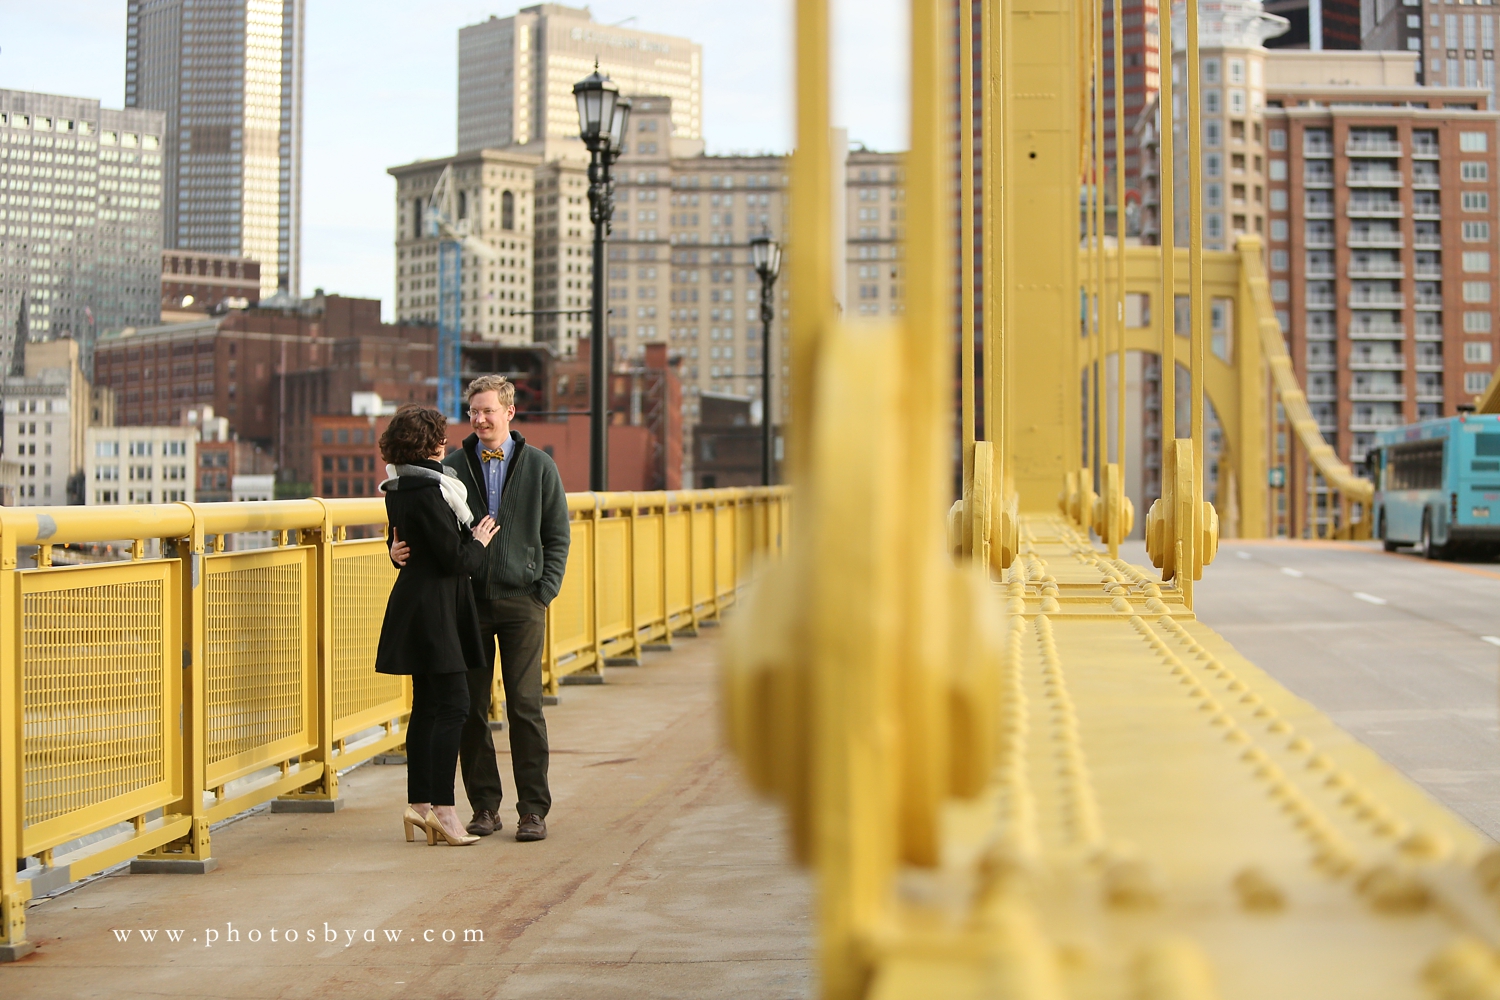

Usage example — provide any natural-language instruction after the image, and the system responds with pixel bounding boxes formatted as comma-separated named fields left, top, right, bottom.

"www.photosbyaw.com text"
left=110, top=923, right=484, bottom=947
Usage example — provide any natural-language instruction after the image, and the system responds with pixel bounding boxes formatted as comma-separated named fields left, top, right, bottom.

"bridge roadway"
left=1169, top=538, right=1500, bottom=842
left=6, top=540, right=1499, bottom=998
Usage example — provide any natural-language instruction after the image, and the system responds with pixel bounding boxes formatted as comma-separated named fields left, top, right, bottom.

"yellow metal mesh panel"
left=331, top=547, right=403, bottom=727
left=551, top=520, right=592, bottom=654
left=736, top=503, right=754, bottom=583
left=633, top=515, right=663, bottom=625
left=204, top=560, right=304, bottom=766
left=22, top=578, right=168, bottom=826
left=664, top=513, right=690, bottom=613
left=716, top=508, right=736, bottom=594
left=597, top=518, right=629, bottom=638
left=691, top=510, right=713, bottom=603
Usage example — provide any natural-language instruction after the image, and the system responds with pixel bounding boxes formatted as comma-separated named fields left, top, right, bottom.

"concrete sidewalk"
left=4, top=632, right=814, bottom=1000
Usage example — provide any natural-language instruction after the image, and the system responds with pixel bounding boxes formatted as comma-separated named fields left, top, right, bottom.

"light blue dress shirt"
left=482, top=435, right=514, bottom=520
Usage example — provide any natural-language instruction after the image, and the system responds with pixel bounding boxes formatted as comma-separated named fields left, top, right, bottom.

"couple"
left=373, top=375, right=571, bottom=847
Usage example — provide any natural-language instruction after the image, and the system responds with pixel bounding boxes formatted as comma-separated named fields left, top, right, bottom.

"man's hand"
left=390, top=528, right=410, bottom=567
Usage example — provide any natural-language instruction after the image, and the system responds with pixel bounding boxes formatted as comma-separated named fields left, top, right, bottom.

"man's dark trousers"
left=459, top=594, right=551, bottom=819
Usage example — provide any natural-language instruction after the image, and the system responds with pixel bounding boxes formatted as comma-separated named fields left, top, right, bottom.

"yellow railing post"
left=0, top=513, right=32, bottom=960
left=133, top=504, right=215, bottom=873
left=272, top=500, right=342, bottom=812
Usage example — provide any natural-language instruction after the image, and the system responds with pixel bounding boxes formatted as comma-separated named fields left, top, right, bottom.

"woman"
left=375, top=404, right=498, bottom=846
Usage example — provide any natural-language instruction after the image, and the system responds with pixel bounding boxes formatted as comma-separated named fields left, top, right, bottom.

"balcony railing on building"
left=1348, top=319, right=1406, bottom=338
left=1348, top=230, right=1403, bottom=248
left=1414, top=197, right=1441, bottom=219
left=1351, top=412, right=1405, bottom=431
left=1349, top=350, right=1405, bottom=370
left=1346, top=137, right=1402, bottom=156
left=1414, top=230, right=1442, bottom=249
left=1412, top=137, right=1441, bottom=157
left=1304, top=166, right=1334, bottom=187
left=1347, top=169, right=1403, bottom=187
left=1349, top=260, right=1404, bottom=278
left=1349, top=290, right=1405, bottom=307
left=1305, top=138, right=1334, bottom=157
left=1306, top=290, right=1338, bottom=307
left=1306, top=197, right=1335, bottom=218
left=1347, top=197, right=1402, bottom=217
left=1414, top=263, right=1443, bottom=278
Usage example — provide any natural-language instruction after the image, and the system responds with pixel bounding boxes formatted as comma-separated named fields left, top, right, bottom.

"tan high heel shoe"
left=403, top=806, right=429, bottom=842
left=424, top=810, right=479, bottom=847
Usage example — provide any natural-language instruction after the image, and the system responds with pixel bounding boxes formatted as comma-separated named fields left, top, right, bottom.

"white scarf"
left=382, top=463, right=474, bottom=527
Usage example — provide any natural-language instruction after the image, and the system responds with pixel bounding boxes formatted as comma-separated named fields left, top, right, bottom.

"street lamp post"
left=749, top=234, right=782, bottom=486
left=574, top=66, right=631, bottom=492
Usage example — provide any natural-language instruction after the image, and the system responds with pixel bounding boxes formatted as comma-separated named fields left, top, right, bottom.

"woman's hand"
left=471, top=516, right=498, bottom=547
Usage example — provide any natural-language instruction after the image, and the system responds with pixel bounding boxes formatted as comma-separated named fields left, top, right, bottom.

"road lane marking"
left=1353, top=592, right=1388, bottom=605
left=1236, top=551, right=1251, bottom=559
left=1280, top=567, right=1304, bottom=577
left=1481, top=636, right=1500, bottom=647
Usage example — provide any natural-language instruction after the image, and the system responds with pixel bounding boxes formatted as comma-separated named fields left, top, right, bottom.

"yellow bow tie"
left=480, top=449, right=505, bottom=463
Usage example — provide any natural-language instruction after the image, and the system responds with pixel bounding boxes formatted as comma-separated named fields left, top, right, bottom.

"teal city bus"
left=1370, top=413, right=1500, bottom=559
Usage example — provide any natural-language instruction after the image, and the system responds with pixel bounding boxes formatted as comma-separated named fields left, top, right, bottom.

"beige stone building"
left=388, top=149, right=540, bottom=345
left=1, top=338, right=92, bottom=505
left=457, top=5, right=701, bottom=153
left=532, top=156, right=594, bottom=355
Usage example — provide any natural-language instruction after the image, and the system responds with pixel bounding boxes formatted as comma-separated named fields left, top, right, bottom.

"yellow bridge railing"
left=0, top=486, right=788, bottom=959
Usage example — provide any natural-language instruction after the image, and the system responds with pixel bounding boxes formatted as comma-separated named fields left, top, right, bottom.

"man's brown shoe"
left=466, top=809, right=500, bottom=837
left=515, top=814, right=547, bottom=842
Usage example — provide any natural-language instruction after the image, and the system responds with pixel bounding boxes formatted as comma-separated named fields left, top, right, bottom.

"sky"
left=1, top=1, right=908, bottom=319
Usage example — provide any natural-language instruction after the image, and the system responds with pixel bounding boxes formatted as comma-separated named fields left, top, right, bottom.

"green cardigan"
left=443, top=430, right=572, bottom=604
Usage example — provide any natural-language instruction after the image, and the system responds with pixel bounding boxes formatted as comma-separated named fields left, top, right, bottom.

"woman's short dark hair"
left=380, top=405, right=448, bottom=466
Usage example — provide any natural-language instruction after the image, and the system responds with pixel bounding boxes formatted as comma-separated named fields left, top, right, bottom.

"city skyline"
left=3, top=1, right=908, bottom=320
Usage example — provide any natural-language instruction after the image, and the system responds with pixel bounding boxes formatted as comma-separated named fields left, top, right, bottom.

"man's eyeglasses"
left=468, top=408, right=505, bottom=419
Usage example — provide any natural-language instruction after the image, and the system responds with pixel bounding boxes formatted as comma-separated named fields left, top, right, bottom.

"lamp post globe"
left=572, top=68, right=619, bottom=153
left=607, top=96, right=633, bottom=159
left=749, top=233, right=782, bottom=486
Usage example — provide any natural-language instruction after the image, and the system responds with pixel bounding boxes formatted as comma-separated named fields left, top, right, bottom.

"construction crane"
left=424, top=165, right=496, bottom=420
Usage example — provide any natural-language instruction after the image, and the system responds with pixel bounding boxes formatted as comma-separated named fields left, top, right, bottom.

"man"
left=390, top=374, right=570, bottom=842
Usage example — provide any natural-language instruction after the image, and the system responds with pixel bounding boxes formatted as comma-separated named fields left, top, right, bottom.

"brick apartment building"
left=93, top=295, right=439, bottom=483
left=1264, top=51, right=1500, bottom=531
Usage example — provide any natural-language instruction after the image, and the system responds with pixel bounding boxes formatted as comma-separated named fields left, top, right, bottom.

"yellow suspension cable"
left=1112, top=0, right=1128, bottom=557
left=1098, top=0, right=1110, bottom=497
left=1159, top=0, right=1175, bottom=455
left=960, top=0, right=976, bottom=504
left=1186, top=0, right=1205, bottom=608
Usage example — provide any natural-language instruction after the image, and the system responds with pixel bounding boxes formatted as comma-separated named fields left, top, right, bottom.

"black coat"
left=374, top=465, right=488, bottom=676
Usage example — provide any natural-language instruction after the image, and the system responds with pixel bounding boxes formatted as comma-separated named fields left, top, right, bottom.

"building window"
left=1268, top=160, right=1286, bottom=181
left=502, top=190, right=515, bottom=230
left=1467, top=371, right=1492, bottom=393
left=1464, top=251, right=1492, bottom=272
left=1268, top=129, right=1286, bottom=151
left=1271, top=279, right=1290, bottom=302
left=1465, top=310, right=1493, bottom=332
left=1271, top=250, right=1289, bottom=271
left=1463, top=162, right=1489, bottom=182
left=1465, top=341, right=1493, bottom=364
left=1464, top=222, right=1491, bottom=243
left=1464, top=191, right=1491, bottom=212
left=1461, top=131, right=1490, bottom=152
left=1269, top=190, right=1287, bottom=211
left=1270, top=219, right=1288, bottom=241
left=1464, top=281, right=1492, bottom=302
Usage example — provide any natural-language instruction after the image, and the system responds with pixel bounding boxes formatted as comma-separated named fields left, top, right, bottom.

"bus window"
left=1474, top=433, right=1500, bottom=471
left=1388, top=439, right=1444, bottom=490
